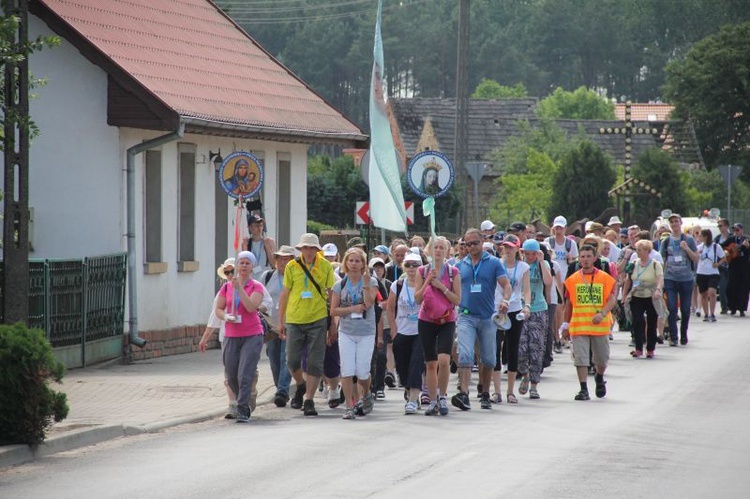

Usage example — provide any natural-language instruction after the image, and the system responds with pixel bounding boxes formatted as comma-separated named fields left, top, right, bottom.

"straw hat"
left=216, top=258, right=235, bottom=280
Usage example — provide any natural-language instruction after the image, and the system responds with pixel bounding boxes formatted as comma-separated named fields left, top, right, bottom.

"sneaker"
left=471, top=363, right=479, bottom=372
left=451, top=392, right=471, bottom=411
left=375, top=390, right=386, bottom=400
left=404, top=400, right=418, bottom=415
left=328, top=385, right=342, bottom=409
left=302, top=399, right=318, bottom=416
left=384, top=371, right=396, bottom=388
left=343, top=408, right=356, bottom=420
left=490, top=393, right=502, bottom=404
left=741, top=311, right=747, bottom=317
left=274, top=393, right=289, bottom=408
left=680, top=336, right=688, bottom=346
left=236, top=404, right=251, bottom=423
left=529, top=387, right=540, bottom=400
left=480, top=392, right=492, bottom=409
left=710, top=315, right=717, bottom=322
left=646, top=350, right=655, bottom=359
left=424, top=400, right=439, bottom=416
left=721, top=309, right=728, bottom=315
left=656, top=335, right=664, bottom=344
left=553, top=341, right=563, bottom=354
left=695, top=310, right=701, bottom=317
left=420, top=392, right=431, bottom=406
left=362, top=394, right=374, bottom=415
left=438, top=396, right=449, bottom=416
left=291, top=382, right=306, bottom=410
left=476, top=384, right=484, bottom=399
left=225, top=402, right=238, bottom=419
left=669, top=339, right=678, bottom=347
left=595, top=376, right=607, bottom=398
left=703, top=316, right=710, bottom=322
left=630, top=350, right=643, bottom=358
left=574, top=390, right=590, bottom=401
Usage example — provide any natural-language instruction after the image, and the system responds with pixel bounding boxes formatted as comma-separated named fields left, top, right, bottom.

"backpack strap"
left=263, top=269, right=275, bottom=286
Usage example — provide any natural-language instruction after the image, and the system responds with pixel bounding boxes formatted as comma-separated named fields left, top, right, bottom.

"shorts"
left=456, top=314, right=497, bottom=367
left=571, top=335, right=610, bottom=368
left=696, top=274, right=720, bottom=293
left=418, top=319, right=455, bottom=362
left=286, top=318, right=327, bottom=377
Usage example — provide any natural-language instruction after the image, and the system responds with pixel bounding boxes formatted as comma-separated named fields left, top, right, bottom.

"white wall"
left=26, top=16, right=122, bottom=258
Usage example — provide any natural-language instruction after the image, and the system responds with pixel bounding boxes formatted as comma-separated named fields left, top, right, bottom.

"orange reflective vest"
left=564, top=269, right=616, bottom=336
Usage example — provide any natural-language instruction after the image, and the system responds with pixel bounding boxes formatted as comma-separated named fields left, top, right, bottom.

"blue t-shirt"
left=457, top=252, right=507, bottom=319
left=662, top=234, right=698, bottom=282
left=527, top=260, right=549, bottom=313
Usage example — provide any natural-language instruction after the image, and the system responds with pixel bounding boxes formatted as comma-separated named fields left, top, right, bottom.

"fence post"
left=44, top=260, right=51, bottom=338
left=82, top=258, right=89, bottom=368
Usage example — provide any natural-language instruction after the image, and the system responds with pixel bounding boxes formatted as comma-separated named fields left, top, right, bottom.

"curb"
left=0, top=394, right=274, bottom=469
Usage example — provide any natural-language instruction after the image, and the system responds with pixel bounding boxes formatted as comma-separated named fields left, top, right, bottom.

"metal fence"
left=1, top=253, right=127, bottom=349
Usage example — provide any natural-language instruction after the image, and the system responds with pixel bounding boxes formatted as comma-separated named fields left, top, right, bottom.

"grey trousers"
left=223, top=335, right=264, bottom=409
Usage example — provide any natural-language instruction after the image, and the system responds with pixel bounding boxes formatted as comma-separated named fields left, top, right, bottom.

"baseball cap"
left=373, top=245, right=390, bottom=256
left=368, top=257, right=385, bottom=268
left=321, top=243, right=338, bottom=256
left=522, top=239, right=540, bottom=252
left=733, top=223, right=743, bottom=230
left=247, top=213, right=264, bottom=225
left=501, top=234, right=520, bottom=248
left=668, top=213, right=682, bottom=221
left=509, top=221, right=526, bottom=232
left=552, top=216, right=567, bottom=228
left=493, top=231, right=506, bottom=244
left=403, top=252, right=422, bottom=264
left=480, top=220, right=495, bottom=231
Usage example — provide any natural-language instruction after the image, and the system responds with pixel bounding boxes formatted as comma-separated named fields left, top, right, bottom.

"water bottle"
left=517, top=312, right=526, bottom=321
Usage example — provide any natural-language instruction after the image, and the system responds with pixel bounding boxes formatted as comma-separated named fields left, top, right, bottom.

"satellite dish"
left=660, top=209, right=672, bottom=219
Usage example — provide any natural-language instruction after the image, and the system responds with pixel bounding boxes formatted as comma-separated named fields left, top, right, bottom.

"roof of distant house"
left=32, top=0, right=366, bottom=145
left=615, top=103, right=674, bottom=122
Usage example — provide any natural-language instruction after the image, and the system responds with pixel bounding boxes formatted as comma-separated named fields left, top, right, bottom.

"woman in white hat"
left=214, top=251, right=266, bottom=423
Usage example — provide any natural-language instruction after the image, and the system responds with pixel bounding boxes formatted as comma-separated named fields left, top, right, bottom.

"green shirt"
left=283, top=253, right=334, bottom=324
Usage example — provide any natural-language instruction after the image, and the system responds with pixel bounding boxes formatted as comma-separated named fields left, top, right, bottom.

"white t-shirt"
left=603, top=241, right=621, bottom=264
left=496, top=260, right=530, bottom=313
left=548, top=260, right=564, bottom=305
left=549, top=236, right=578, bottom=271
left=390, top=279, right=419, bottom=336
left=696, top=242, right=724, bottom=276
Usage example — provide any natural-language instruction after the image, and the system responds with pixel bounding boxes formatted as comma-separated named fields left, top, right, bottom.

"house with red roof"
left=26, top=0, right=366, bottom=360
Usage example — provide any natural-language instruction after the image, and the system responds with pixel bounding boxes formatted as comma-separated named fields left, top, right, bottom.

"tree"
left=537, top=86, right=615, bottom=120
left=491, top=148, right=557, bottom=225
left=664, top=21, right=750, bottom=173
left=548, top=140, right=616, bottom=221
left=471, top=79, right=527, bottom=99
left=630, top=148, right=688, bottom=225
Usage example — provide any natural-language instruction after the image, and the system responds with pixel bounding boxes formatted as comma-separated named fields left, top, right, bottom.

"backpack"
left=262, top=269, right=275, bottom=286
left=660, top=233, right=696, bottom=271
left=547, top=236, right=572, bottom=256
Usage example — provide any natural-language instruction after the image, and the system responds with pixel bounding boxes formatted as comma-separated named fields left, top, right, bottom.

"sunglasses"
left=465, top=240, right=482, bottom=246
left=403, top=262, right=420, bottom=268
left=224, top=269, right=234, bottom=275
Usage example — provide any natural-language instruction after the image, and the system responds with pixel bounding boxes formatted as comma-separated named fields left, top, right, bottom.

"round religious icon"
left=219, top=151, right=264, bottom=199
left=407, top=150, right=454, bottom=198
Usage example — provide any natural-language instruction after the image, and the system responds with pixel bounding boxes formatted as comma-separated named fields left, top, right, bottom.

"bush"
left=307, top=220, right=336, bottom=235
left=0, top=323, right=69, bottom=446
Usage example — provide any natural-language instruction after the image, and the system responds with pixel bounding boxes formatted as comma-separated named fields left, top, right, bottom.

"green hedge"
left=0, top=323, right=69, bottom=447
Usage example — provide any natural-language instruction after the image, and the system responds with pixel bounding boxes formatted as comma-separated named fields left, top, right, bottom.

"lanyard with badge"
left=347, top=277, right=364, bottom=319
left=503, top=261, right=519, bottom=299
left=632, top=259, right=651, bottom=287
left=403, top=280, right=418, bottom=322
left=671, top=237, right=683, bottom=263
left=470, top=258, right=483, bottom=293
left=301, top=258, right=315, bottom=299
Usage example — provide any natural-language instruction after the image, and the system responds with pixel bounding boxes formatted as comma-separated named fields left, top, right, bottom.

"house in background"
left=22, top=0, right=366, bottom=363
left=388, top=97, right=702, bottom=228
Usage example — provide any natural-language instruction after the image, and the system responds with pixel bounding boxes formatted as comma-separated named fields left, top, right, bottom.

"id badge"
left=408, top=313, right=418, bottom=322
left=673, top=255, right=683, bottom=263
left=633, top=280, right=640, bottom=287
left=471, top=283, right=482, bottom=293
left=301, top=290, right=313, bottom=299
left=351, top=312, right=363, bottom=319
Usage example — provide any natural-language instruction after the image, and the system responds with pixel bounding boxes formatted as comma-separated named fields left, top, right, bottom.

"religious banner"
left=218, top=151, right=264, bottom=200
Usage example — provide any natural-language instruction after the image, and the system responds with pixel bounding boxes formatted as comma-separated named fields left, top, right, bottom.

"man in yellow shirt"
left=561, top=245, right=617, bottom=401
left=279, top=233, right=335, bottom=416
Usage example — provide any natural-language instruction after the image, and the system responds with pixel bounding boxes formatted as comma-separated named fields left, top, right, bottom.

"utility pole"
left=454, top=0, right=469, bottom=232
left=2, top=0, right=30, bottom=324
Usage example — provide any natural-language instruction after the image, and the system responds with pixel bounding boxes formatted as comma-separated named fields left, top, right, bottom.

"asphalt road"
left=2, top=316, right=749, bottom=499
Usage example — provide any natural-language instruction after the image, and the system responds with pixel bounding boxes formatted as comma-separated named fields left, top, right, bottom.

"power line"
left=219, top=0, right=372, bottom=14
left=228, top=0, right=429, bottom=25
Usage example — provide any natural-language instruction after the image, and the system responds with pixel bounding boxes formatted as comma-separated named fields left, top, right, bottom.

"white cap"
left=409, top=247, right=421, bottom=255
left=403, top=252, right=422, bottom=263
left=480, top=220, right=495, bottom=231
left=321, top=243, right=338, bottom=257
left=608, top=216, right=622, bottom=226
left=482, top=242, right=494, bottom=251
left=552, top=216, right=567, bottom=228
left=584, top=221, right=594, bottom=232
left=368, top=257, right=385, bottom=267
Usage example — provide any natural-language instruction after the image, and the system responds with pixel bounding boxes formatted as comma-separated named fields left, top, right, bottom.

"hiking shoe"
left=595, top=376, right=607, bottom=398
left=451, top=392, right=471, bottom=411
left=518, top=376, right=530, bottom=395
left=703, top=316, right=710, bottom=322
left=225, top=402, right=238, bottom=419
left=404, top=400, right=418, bottom=415
left=236, top=404, right=251, bottom=423
left=342, top=408, right=356, bottom=420
left=375, top=390, right=386, bottom=400
left=710, top=315, right=717, bottom=322
left=328, top=385, right=342, bottom=409
left=480, top=392, right=492, bottom=409
left=438, top=396, right=449, bottom=416
left=424, top=401, right=439, bottom=416
left=291, top=382, right=306, bottom=410
left=302, top=399, right=318, bottom=416
left=420, top=392, right=431, bottom=406
left=384, top=371, right=396, bottom=388
left=574, top=390, right=590, bottom=401
left=362, top=394, right=374, bottom=415
left=529, top=387, right=540, bottom=400
left=274, top=393, right=289, bottom=408
left=490, top=393, right=502, bottom=404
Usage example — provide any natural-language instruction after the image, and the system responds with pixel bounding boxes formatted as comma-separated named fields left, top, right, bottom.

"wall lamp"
left=209, top=149, right=223, bottom=171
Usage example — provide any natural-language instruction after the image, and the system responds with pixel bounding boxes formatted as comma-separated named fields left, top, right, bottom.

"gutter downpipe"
left=125, top=122, right=185, bottom=348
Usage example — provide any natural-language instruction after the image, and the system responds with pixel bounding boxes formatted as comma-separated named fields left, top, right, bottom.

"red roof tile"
left=615, top=103, right=674, bottom=122
left=35, top=0, right=366, bottom=143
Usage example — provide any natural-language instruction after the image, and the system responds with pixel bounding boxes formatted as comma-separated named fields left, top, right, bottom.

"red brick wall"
left=127, top=325, right=220, bottom=362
